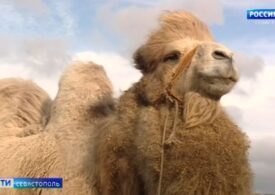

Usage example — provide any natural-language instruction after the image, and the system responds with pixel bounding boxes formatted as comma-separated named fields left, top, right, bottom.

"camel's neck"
left=122, top=85, right=221, bottom=129
left=183, top=92, right=220, bottom=128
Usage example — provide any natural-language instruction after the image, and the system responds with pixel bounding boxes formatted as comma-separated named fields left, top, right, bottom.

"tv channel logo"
left=0, top=178, right=62, bottom=189
left=247, top=9, right=275, bottom=19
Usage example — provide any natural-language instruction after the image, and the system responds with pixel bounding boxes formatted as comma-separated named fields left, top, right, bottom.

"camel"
left=0, top=62, right=114, bottom=195
left=91, top=11, right=252, bottom=195
left=0, top=78, right=51, bottom=139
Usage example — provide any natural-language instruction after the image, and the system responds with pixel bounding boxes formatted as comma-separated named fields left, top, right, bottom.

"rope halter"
left=165, top=46, right=198, bottom=103
left=157, top=46, right=198, bottom=195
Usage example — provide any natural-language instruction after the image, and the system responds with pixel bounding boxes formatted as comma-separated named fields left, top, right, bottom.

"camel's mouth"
left=201, top=75, right=238, bottom=84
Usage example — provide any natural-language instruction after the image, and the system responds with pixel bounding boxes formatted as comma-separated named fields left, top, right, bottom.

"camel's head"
left=134, top=11, right=239, bottom=103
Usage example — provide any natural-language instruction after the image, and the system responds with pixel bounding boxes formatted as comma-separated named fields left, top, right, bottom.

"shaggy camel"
left=0, top=78, right=51, bottom=138
left=91, top=11, right=252, bottom=195
left=0, top=62, right=114, bottom=195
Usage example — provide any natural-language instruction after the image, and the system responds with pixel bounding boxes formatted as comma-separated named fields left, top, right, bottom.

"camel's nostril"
left=212, top=50, right=232, bottom=61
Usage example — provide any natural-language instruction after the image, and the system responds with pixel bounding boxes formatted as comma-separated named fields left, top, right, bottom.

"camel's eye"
left=163, top=51, right=181, bottom=64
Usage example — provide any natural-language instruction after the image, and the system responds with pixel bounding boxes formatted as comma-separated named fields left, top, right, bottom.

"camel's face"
left=156, top=38, right=239, bottom=99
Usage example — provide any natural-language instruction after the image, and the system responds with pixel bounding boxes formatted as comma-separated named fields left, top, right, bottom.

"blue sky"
left=0, top=0, right=275, bottom=193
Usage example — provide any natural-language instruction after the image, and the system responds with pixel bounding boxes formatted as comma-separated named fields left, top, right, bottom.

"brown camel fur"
left=91, top=11, right=252, bottom=195
left=0, top=78, right=51, bottom=138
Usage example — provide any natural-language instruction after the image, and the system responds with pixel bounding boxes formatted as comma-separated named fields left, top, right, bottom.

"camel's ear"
left=133, top=45, right=150, bottom=74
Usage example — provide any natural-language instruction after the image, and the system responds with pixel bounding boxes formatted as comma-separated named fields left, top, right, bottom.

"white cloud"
left=234, top=52, right=264, bottom=79
left=251, top=136, right=275, bottom=193
left=224, top=105, right=244, bottom=125
left=0, top=63, right=31, bottom=78
left=0, top=37, right=70, bottom=74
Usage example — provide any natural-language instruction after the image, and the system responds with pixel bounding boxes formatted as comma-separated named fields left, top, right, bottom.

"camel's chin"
left=199, top=76, right=236, bottom=99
